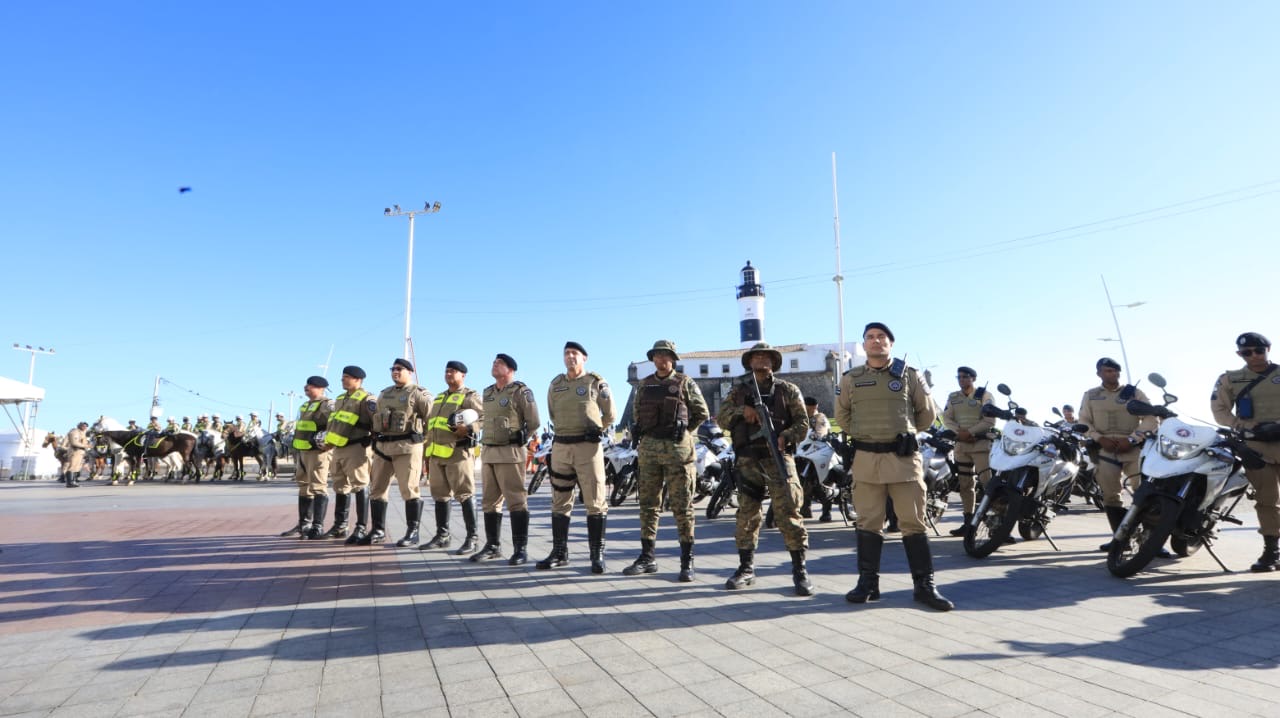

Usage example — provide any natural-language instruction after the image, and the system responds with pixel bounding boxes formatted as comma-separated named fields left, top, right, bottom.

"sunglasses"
left=390, top=366, right=406, bottom=372
left=1238, top=348, right=1267, bottom=357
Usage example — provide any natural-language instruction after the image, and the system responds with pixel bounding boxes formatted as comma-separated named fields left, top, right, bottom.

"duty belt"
left=374, top=432, right=417, bottom=442
left=556, top=434, right=599, bottom=444
left=852, top=440, right=897, bottom=454
left=641, top=426, right=682, bottom=440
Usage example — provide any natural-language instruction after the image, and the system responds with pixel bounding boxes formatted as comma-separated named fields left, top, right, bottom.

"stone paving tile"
left=510, top=687, right=581, bottom=717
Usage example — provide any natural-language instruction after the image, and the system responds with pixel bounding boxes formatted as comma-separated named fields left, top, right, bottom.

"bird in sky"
left=178, top=186, right=192, bottom=193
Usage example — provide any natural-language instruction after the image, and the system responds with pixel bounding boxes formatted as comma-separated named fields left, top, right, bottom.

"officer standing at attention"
left=623, top=340, right=709, bottom=582
left=419, top=361, right=485, bottom=554
left=942, top=366, right=995, bottom=536
left=717, top=342, right=814, bottom=596
left=1079, top=357, right=1158, bottom=552
left=282, top=376, right=334, bottom=539
left=361, top=358, right=434, bottom=547
left=62, top=422, right=90, bottom=488
left=839, top=323, right=952, bottom=611
left=538, top=342, right=615, bottom=573
left=472, top=353, right=540, bottom=564
left=1210, top=332, right=1280, bottom=572
left=321, top=366, right=377, bottom=543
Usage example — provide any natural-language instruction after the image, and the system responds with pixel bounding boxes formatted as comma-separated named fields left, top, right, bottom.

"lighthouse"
left=737, top=261, right=765, bottom=348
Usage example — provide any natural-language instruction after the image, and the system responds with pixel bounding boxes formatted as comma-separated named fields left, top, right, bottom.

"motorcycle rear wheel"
left=964, top=487, right=1016, bottom=558
left=527, top=466, right=547, bottom=495
left=609, top=467, right=637, bottom=507
left=1107, top=496, right=1180, bottom=578
left=706, top=474, right=735, bottom=519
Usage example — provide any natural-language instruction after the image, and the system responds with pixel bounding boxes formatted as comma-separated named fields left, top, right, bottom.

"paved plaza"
left=1, top=475, right=1278, bottom=717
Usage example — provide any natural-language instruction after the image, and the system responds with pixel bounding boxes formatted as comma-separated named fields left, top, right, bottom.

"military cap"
left=342, top=365, right=366, bottom=379
left=741, top=342, right=783, bottom=371
left=863, top=322, right=895, bottom=342
left=306, top=375, right=329, bottom=388
left=646, top=339, right=680, bottom=361
left=495, top=353, right=518, bottom=371
left=957, top=366, right=977, bottom=378
left=804, top=396, right=819, bottom=407
left=1096, top=357, right=1121, bottom=371
left=1237, top=332, right=1271, bottom=350
left=392, top=357, right=414, bottom=372
left=564, top=341, right=588, bottom=357
left=445, top=360, right=468, bottom=374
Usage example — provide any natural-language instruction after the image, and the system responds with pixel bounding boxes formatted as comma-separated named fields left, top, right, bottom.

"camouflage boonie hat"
left=646, top=339, right=680, bottom=361
left=741, top=342, right=783, bottom=371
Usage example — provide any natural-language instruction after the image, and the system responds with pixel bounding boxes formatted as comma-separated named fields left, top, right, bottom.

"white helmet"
left=450, top=409, right=480, bottom=428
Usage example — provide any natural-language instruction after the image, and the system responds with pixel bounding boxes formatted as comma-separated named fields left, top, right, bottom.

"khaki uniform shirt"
left=1079, top=384, right=1156, bottom=442
left=66, top=428, right=89, bottom=450
left=481, top=381, right=541, bottom=464
left=1211, top=362, right=1280, bottom=464
left=836, top=363, right=936, bottom=443
left=547, top=371, right=615, bottom=436
left=372, top=383, right=435, bottom=456
left=942, top=388, right=995, bottom=442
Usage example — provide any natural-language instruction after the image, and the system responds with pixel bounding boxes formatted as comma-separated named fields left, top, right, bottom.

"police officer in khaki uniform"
left=419, top=361, right=485, bottom=554
left=623, top=340, right=709, bottom=581
left=538, top=341, right=615, bottom=573
left=361, top=358, right=434, bottom=547
left=321, top=366, right=377, bottom=543
left=62, top=422, right=90, bottom=488
left=1079, top=357, right=1158, bottom=551
left=838, top=323, right=952, bottom=611
left=717, top=342, right=814, bottom=596
left=282, top=376, right=335, bottom=539
left=941, top=366, right=995, bottom=536
left=1211, top=332, right=1280, bottom=572
left=472, top=353, right=541, bottom=564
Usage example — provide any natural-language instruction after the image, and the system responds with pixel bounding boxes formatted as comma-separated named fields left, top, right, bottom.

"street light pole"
left=11, top=343, right=54, bottom=452
left=1100, top=274, right=1146, bottom=384
left=385, top=201, right=442, bottom=374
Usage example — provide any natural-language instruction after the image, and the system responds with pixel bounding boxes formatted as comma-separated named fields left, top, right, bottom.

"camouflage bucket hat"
left=646, top=339, right=680, bottom=361
left=741, top=342, right=782, bottom=371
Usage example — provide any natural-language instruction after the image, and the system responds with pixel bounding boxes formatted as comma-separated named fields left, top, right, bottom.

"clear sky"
left=3, top=1, right=1278, bottom=437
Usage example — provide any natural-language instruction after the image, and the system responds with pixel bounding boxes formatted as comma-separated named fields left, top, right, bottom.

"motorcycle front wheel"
left=1108, top=495, right=1180, bottom=578
left=706, top=474, right=735, bottom=519
left=964, top=487, right=1016, bottom=558
left=527, top=466, right=547, bottom=495
left=609, top=467, right=637, bottom=507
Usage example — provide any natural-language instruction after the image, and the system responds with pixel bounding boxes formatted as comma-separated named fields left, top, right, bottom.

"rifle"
left=747, top=372, right=792, bottom=483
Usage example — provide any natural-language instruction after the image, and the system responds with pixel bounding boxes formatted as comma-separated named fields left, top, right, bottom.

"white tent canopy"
left=0, top=375, right=44, bottom=404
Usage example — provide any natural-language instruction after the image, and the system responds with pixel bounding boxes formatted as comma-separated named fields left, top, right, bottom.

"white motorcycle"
left=964, top=384, right=1084, bottom=558
left=526, top=429, right=554, bottom=494
left=1107, top=372, right=1262, bottom=577
left=795, top=432, right=853, bottom=525
left=606, top=434, right=640, bottom=507
left=694, top=421, right=732, bottom=503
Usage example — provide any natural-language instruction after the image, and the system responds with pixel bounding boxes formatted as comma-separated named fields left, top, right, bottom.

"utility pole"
left=385, top=201, right=442, bottom=377
left=1100, top=274, right=1146, bottom=384
left=281, top=390, right=301, bottom=418
left=831, top=153, right=847, bottom=394
left=11, top=343, right=54, bottom=452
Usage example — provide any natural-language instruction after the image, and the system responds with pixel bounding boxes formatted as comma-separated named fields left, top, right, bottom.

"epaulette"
left=589, top=371, right=606, bottom=384
left=551, top=374, right=566, bottom=385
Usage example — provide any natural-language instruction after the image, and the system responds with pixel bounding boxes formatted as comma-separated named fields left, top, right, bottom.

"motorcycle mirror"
left=1051, top=407, right=1063, bottom=418
left=1163, top=392, right=1178, bottom=405
left=1072, top=423, right=1090, bottom=433
left=997, top=383, right=1012, bottom=396
left=1148, top=372, right=1167, bottom=389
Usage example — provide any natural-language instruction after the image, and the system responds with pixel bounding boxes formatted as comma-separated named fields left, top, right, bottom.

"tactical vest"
left=373, top=385, right=426, bottom=435
left=634, top=373, right=690, bottom=436
left=549, top=372, right=605, bottom=435
left=947, top=390, right=987, bottom=427
left=483, top=381, right=527, bottom=445
left=1226, top=367, right=1280, bottom=423
left=1084, top=386, right=1141, bottom=435
left=842, top=365, right=917, bottom=441
left=292, top=400, right=328, bottom=450
left=426, top=389, right=474, bottom=459
left=325, top=389, right=371, bottom=447
left=729, top=380, right=794, bottom=452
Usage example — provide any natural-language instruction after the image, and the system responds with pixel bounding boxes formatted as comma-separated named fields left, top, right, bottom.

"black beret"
left=445, top=360, right=467, bottom=374
left=495, top=353, right=518, bottom=371
left=863, top=322, right=895, bottom=342
left=957, top=366, right=977, bottom=378
left=804, top=396, right=818, bottom=406
left=341, top=365, right=366, bottom=379
left=1237, top=332, right=1271, bottom=350
left=1096, top=357, right=1121, bottom=371
left=564, top=341, right=588, bottom=357
left=306, top=375, right=329, bottom=388
left=392, top=358, right=415, bottom=372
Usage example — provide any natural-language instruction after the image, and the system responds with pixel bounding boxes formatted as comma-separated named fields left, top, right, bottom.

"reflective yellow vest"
left=325, top=390, right=371, bottom=447
left=292, top=401, right=327, bottom=450
left=426, top=391, right=468, bottom=458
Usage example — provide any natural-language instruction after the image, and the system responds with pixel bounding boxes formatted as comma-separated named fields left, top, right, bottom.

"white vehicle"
left=605, top=434, right=640, bottom=506
left=794, top=432, right=853, bottom=524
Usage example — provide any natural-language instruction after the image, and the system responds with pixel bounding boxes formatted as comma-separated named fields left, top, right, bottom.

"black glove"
left=1250, top=422, right=1280, bottom=442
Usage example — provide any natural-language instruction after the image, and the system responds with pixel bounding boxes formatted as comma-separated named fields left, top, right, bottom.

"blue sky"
left=3, top=1, right=1278, bottom=436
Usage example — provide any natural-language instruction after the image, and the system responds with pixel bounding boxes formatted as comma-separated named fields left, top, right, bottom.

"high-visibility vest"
left=292, top=401, right=327, bottom=450
left=325, top=390, right=371, bottom=447
left=426, top=391, right=468, bottom=458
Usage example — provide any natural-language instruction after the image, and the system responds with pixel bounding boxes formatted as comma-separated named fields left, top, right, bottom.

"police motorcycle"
left=794, top=431, right=854, bottom=525
left=526, top=428, right=554, bottom=494
left=704, top=433, right=740, bottom=521
left=963, top=384, right=1084, bottom=558
left=605, top=433, right=641, bottom=506
left=919, top=426, right=959, bottom=535
left=693, top=421, right=732, bottom=503
left=1051, top=406, right=1105, bottom=511
left=1106, top=373, right=1263, bottom=577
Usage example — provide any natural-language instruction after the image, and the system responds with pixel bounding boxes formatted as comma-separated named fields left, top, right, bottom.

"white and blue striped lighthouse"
left=737, top=260, right=765, bottom=348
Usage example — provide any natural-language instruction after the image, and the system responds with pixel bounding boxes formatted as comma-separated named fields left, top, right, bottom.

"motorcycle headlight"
left=1158, top=435, right=1199, bottom=461
left=1002, top=436, right=1036, bottom=456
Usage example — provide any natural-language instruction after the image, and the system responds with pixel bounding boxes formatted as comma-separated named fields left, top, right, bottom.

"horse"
left=87, top=431, right=124, bottom=481
left=194, top=429, right=227, bottom=480
left=224, top=431, right=266, bottom=481
left=97, top=430, right=198, bottom=484
left=42, top=432, right=67, bottom=465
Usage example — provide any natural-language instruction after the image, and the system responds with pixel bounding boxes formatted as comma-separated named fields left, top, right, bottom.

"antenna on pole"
left=832, top=152, right=847, bottom=393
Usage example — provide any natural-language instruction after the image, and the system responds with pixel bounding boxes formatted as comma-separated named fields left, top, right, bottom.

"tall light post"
left=385, top=201, right=442, bottom=373
left=11, top=343, right=54, bottom=451
left=281, top=390, right=301, bottom=418
left=1099, top=274, right=1146, bottom=383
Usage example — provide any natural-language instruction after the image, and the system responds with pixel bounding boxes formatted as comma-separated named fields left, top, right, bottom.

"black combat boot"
left=623, top=538, right=658, bottom=576
left=819, top=502, right=833, bottom=523
left=903, top=533, right=954, bottom=612
left=1251, top=535, right=1280, bottom=572
left=420, top=501, right=451, bottom=550
left=346, top=489, right=370, bottom=545
left=456, top=497, right=479, bottom=555
left=587, top=514, right=607, bottom=574
left=508, top=510, right=530, bottom=566
left=324, top=492, right=350, bottom=538
left=360, top=499, right=388, bottom=545
left=470, top=512, right=504, bottom=562
left=791, top=549, right=815, bottom=596
left=846, top=530, right=883, bottom=604
left=885, top=497, right=900, bottom=533
left=65, top=471, right=80, bottom=488
left=1099, top=505, right=1127, bottom=551
left=950, top=513, right=974, bottom=537
left=396, top=498, right=422, bottom=547
left=536, top=513, right=570, bottom=569
left=725, top=549, right=755, bottom=589
left=281, top=496, right=312, bottom=537
left=305, top=494, right=329, bottom=540
left=678, top=541, right=695, bottom=582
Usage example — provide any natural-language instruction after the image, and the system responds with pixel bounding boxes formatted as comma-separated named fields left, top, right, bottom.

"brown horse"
left=97, top=430, right=198, bottom=484
left=224, top=433, right=266, bottom=481
left=42, top=432, right=67, bottom=464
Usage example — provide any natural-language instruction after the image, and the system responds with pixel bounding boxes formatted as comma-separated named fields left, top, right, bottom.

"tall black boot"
left=305, top=494, right=329, bottom=539
left=345, top=489, right=370, bottom=545
left=679, top=542, right=695, bottom=582
left=846, top=530, right=883, bottom=603
left=508, top=510, right=530, bottom=566
left=359, top=499, right=387, bottom=545
left=790, top=549, right=815, bottom=596
left=281, top=496, right=311, bottom=537
left=1099, top=505, right=1127, bottom=551
left=623, top=538, right=658, bottom=576
left=324, top=492, right=350, bottom=538
left=420, top=501, right=451, bottom=550
left=1251, top=535, right=1280, bottom=572
left=66, top=471, right=80, bottom=488
left=725, top=548, right=756, bottom=589
left=456, top=497, right=479, bottom=555
left=470, top=512, right=504, bottom=562
left=536, top=513, right=570, bottom=569
left=885, top=496, right=900, bottom=533
left=950, top=513, right=974, bottom=537
left=397, top=498, right=422, bottom=547
left=587, top=514, right=607, bottom=574
left=903, top=533, right=954, bottom=611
